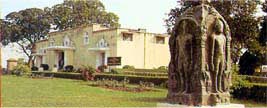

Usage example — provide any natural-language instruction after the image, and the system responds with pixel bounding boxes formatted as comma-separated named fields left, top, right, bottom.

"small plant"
left=31, top=66, right=38, bottom=71
left=40, top=64, right=49, bottom=71
left=139, top=81, right=155, bottom=90
left=97, top=65, right=108, bottom=72
left=92, top=77, right=129, bottom=88
left=157, top=66, right=167, bottom=71
left=12, top=64, right=31, bottom=76
left=122, top=65, right=135, bottom=70
left=64, top=65, right=74, bottom=72
left=81, top=65, right=96, bottom=81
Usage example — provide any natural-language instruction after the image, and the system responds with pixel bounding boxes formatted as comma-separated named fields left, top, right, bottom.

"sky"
left=0, top=0, right=177, bottom=67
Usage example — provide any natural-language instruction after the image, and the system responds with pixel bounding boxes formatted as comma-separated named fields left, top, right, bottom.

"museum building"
left=33, top=24, right=170, bottom=70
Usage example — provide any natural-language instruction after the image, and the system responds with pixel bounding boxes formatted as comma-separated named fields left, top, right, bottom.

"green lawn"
left=2, top=75, right=266, bottom=107
left=2, top=75, right=166, bottom=107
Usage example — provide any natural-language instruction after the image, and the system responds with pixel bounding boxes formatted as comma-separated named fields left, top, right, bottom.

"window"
left=122, top=33, right=133, bottom=41
left=156, top=36, right=165, bottom=44
left=63, top=36, right=70, bottom=46
left=49, top=38, right=55, bottom=46
left=84, top=32, right=89, bottom=45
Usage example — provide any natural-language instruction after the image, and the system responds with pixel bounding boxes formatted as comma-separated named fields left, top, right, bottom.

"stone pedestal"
left=167, top=2, right=232, bottom=106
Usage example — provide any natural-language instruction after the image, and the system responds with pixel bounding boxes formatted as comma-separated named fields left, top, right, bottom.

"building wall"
left=144, top=33, right=170, bottom=69
left=34, top=24, right=170, bottom=70
left=116, top=29, right=145, bottom=68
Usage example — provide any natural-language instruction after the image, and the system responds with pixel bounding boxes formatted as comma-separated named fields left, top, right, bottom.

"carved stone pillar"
left=167, top=3, right=232, bottom=106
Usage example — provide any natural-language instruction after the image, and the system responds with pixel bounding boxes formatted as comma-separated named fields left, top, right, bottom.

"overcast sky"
left=0, top=0, right=177, bottom=67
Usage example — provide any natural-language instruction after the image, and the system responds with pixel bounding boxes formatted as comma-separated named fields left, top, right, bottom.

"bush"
left=122, top=65, right=135, bottom=70
left=31, top=71, right=81, bottom=79
left=231, top=83, right=267, bottom=103
left=12, top=64, right=31, bottom=76
left=94, top=74, right=167, bottom=85
left=97, top=65, right=107, bottom=72
left=157, top=66, right=168, bottom=70
left=31, top=66, right=39, bottom=71
left=81, top=65, right=96, bottom=81
left=40, top=64, right=49, bottom=71
left=64, top=65, right=74, bottom=72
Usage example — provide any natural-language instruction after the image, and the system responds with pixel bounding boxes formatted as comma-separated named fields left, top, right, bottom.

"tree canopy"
left=47, top=0, right=120, bottom=30
left=165, top=0, right=262, bottom=63
left=1, top=0, right=120, bottom=66
left=2, top=8, right=52, bottom=65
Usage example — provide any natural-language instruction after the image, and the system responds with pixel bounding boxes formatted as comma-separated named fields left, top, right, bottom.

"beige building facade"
left=33, top=24, right=170, bottom=70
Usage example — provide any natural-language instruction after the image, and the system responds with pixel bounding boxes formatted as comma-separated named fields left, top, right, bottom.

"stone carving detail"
left=167, top=4, right=231, bottom=106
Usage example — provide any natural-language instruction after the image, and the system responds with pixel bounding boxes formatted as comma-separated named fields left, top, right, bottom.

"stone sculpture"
left=167, top=1, right=231, bottom=106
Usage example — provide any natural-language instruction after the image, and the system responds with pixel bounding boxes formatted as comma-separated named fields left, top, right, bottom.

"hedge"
left=231, top=83, right=267, bottom=103
left=94, top=74, right=168, bottom=85
left=122, top=71, right=168, bottom=77
left=112, top=68, right=167, bottom=74
left=31, top=71, right=168, bottom=85
left=237, top=75, right=267, bottom=83
left=31, top=71, right=81, bottom=80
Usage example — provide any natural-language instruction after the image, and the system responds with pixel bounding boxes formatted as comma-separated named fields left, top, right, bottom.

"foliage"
left=238, top=51, right=260, bottom=75
left=92, top=77, right=130, bottom=88
left=231, top=84, right=267, bottom=103
left=139, top=81, right=155, bottom=89
left=12, top=64, right=31, bottom=76
left=2, top=8, right=52, bottom=65
left=157, top=66, right=168, bottom=71
left=122, top=71, right=167, bottom=77
left=40, top=64, right=49, bottom=70
left=81, top=65, right=96, bottom=81
left=31, top=66, right=39, bottom=71
left=97, top=65, right=107, bottom=72
left=31, top=71, right=81, bottom=79
left=47, top=0, right=120, bottom=30
left=64, top=65, right=74, bottom=72
left=122, top=65, right=135, bottom=70
left=231, top=64, right=252, bottom=90
left=95, top=74, right=168, bottom=85
left=165, top=0, right=262, bottom=63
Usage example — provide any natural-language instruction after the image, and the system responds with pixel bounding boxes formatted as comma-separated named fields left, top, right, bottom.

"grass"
left=2, top=75, right=267, bottom=107
left=2, top=75, right=166, bottom=107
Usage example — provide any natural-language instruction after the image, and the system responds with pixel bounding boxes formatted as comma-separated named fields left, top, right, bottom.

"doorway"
left=58, top=51, right=64, bottom=70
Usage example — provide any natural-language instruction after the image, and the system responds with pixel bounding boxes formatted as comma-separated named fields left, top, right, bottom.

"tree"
left=165, top=0, right=261, bottom=63
left=48, top=0, right=120, bottom=30
left=239, top=51, right=259, bottom=75
left=3, top=8, right=52, bottom=66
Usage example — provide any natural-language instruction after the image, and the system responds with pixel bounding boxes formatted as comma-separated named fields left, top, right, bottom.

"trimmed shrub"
left=122, top=65, right=135, bottom=70
left=12, top=64, right=31, bottom=76
left=40, top=64, right=49, bottom=71
left=31, top=71, right=81, bottom=79
left=231, top=83, right=267, bottom=103
left=64, top=65, right=74, bottom=72
left=31, top=66, right=39, bottom=71
left=157, top=66, right=168, bottom=71
left=94, top=74, right=167, bottom=85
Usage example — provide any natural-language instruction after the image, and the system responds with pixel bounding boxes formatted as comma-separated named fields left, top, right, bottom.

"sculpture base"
left=157, top=103, right=245, bottom=108
left=167, top=92, right=230, bottom=106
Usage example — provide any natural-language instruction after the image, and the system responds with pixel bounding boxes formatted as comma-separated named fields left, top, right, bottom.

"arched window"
left=97, top=38, right=109, bottom=48
left=84, top=32, right=89, bottom=45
